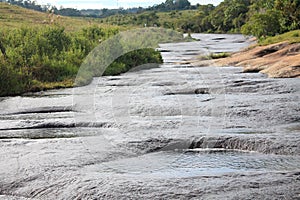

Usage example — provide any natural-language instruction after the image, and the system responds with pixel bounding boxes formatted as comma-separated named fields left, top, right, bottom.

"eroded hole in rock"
left=212, top=37, right=226, bottom=41
left=255, top=48, right=278, bottom=57
left=255, top=43, right=288, bottom=57
left=195, top=88, right=210, bottom=94
left=164, top=88, right=210, bottom=95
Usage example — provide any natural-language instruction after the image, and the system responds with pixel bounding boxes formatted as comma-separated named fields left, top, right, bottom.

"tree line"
left=3, top=0, right=300, bottom=35
left=147, top=0, right=196, bottom=11
left=102, top=0, right=300, bottom=38
left=242, top=0, right=300, bottom=38
left=1, top=0, right=49, bottom=12
left=183, top=0, right=300, bottom=37
left=1, top=0, right=198, bottom=18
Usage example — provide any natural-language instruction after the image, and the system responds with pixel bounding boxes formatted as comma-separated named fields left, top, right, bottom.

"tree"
left=241, top=10, right=281, bottom=38
left=175, top=0, right=191, bottom=10
left=223, top=0, right=249, bottom=31
left=57, top=8, right=81, bottom=16
left=208, top=0, right=251, bottom=32
left=165, top=0, right=175, bottom=10
left=198, top=4, right=215, bottom=16
left=274, top=0, right=300, bottom=31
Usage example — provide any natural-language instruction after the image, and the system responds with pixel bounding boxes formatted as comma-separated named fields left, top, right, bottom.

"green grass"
left=0, top=3, right=167, bottom=96
left=28, top=79, right=75, bottom=93
left=209, top=52, right=231, bottom=59
left=0, top=2, right=119, bottom=32
left=259, top=30, right=300, bottom=46
left=197, top=52, right=231, bottom=60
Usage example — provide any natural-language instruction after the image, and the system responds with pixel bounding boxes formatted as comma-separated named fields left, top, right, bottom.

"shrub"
left=241, top=10, right=281, bottom=38
left=0, top=26, right=164, bottom=96
left=104, top=49, right=163, bottom=76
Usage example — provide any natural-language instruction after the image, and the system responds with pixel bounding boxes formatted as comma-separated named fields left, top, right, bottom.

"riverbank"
left=190, top=31, right=300, bottom=78
left=0, top=26, right=165, bottom=97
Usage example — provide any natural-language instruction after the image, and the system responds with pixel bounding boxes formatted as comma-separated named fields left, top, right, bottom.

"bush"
left=104, top=48, right=163, bottom=76
left=0, top=58, right=26, bottom=96
left=241, top=10, right=281, bottom=38
left=210, top=52, right=230, bottom=59
left=0, top=26, right=164, bottom=96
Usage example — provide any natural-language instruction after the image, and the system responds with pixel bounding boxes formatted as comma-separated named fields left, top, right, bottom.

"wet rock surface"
left=0, top=34, right=299, bottom=199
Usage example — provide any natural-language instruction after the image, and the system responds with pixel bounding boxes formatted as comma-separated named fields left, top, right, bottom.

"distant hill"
left=1, top=0, right=199, bottom=19
left=0, top=2, right=104, bottom=32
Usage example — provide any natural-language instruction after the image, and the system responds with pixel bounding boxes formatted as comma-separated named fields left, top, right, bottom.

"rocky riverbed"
left=0, top=34, right=299, bottom=199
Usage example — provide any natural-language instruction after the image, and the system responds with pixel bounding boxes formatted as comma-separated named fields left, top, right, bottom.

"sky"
left=36, top=0, right=223, bottom=10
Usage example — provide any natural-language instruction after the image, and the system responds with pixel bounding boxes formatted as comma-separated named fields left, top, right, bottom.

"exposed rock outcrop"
left=191, top=42, right=300, bottom=78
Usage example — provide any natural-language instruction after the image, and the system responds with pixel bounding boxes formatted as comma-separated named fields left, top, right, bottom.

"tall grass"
left=0, top=26, right=164, bottom=96
left=259, top=30, right=300, bottom=46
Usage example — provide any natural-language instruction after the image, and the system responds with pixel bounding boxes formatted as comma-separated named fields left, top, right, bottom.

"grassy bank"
left=259, top=30, right=300, bottom=46
left=0, top=2, right=121, bottom=32
left=0, top=3, right=170, bottom=96
left=0, top=26, right=166, bottom=96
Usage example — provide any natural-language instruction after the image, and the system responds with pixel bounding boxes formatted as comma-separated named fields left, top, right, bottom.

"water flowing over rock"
left=0, top=34, right=299, bottom=199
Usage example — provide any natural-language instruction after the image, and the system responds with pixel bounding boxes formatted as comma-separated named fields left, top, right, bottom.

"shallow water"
left=96, top=149, right=300, bottom=178
left=0, top=33, right=299, bottom=199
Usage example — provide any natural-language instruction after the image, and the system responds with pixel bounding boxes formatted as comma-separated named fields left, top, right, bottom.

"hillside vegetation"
left=0, top=3, right=113, bottom=32
left=259, top=30, right=300, bottom=46
left=0, top=3, right=170, bottom=96
left=3, top=0, right=198, bottom=19
left=102, top=0, right=300, bottom=37
left=2, top=0, right=299, bottom=36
